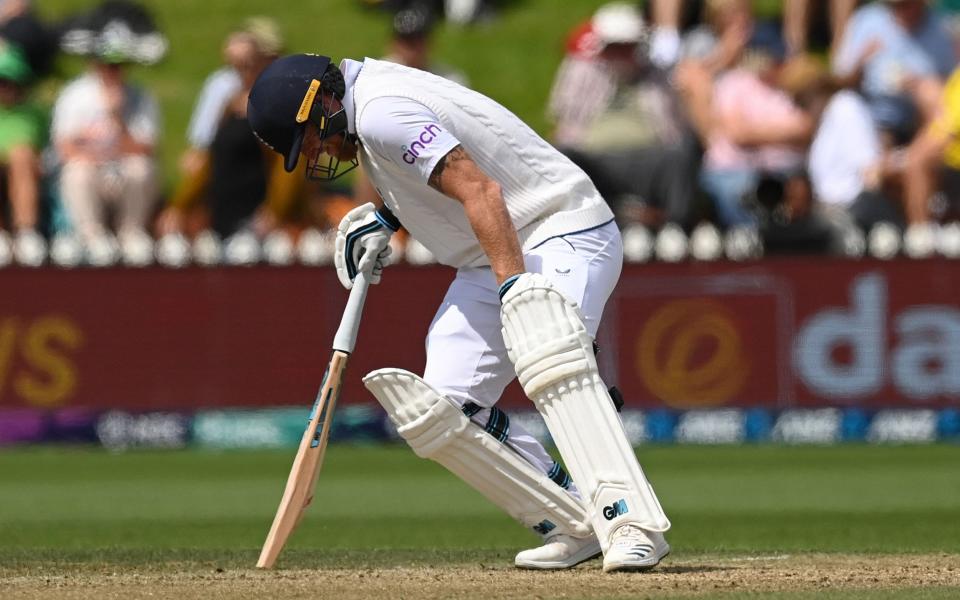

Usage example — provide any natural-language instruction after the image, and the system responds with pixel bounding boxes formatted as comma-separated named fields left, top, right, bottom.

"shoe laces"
left=612, top=524, right=643, bottom=540
left=548, top=534, right=580, bottom=547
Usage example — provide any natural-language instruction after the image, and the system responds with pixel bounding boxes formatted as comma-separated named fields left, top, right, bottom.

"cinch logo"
left=602, top=499, right=628, bottom=520
left=533, top=520, right=556, bottom=535
left=401, top=123, right=442, bottom=164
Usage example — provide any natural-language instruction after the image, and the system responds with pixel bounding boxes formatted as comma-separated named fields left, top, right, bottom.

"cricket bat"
left=256, top=272, right=372, bottom=569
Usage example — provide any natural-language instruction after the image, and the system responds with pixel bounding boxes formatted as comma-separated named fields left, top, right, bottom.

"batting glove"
left=335, top=202, right=401, bottom=289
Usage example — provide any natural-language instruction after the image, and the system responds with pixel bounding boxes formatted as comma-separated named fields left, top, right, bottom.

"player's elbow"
left=457, top=177, right=502, bottom=207
left=480, top=178, right=502, bottom=201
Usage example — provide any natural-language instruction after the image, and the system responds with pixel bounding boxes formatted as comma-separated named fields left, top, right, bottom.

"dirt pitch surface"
left=4, top=554, right=959, bottom=599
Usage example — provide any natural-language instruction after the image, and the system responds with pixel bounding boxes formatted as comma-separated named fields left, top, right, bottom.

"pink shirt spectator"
left=705, top=69, right=807, bottom=173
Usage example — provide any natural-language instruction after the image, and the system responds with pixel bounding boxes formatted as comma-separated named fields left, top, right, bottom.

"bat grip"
left=332, top=271, right=371, bottom=353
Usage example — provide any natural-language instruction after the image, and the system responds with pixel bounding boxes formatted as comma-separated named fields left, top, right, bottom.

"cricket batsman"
left=247, top=54, right=671, bottom=572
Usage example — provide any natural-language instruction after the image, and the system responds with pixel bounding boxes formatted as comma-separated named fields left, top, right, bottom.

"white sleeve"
left=187, top=69, right=241, bottom=148
left=357, top=97, right=461, bottom=183
left=831, top=10, right=866, bottom=77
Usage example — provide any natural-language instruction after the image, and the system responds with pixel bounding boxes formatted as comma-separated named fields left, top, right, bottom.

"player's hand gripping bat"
left=256, top=271, right=372, bottom=569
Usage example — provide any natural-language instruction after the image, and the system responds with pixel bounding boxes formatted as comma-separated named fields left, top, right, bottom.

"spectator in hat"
left=52, top=0, right=167, bottom=246
left=0, top=39, right=44, bottom=247
left=51, top=47, right=159, bottom=246
left=548, top=2, right=701, bottom=230
left=547, top=3, right=651, bottom=150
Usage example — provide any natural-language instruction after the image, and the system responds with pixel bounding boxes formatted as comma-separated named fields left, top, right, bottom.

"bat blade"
left=256, top=350, right=349, bottom=569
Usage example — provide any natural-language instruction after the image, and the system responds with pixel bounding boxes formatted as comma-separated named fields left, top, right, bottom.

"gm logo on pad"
left=602, top=499, right=628, bottom=520
left=533, top=520, right=556, bottom=535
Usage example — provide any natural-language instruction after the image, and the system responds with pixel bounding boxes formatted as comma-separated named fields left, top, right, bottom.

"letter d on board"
left=794, top=273, right=885, bottom=398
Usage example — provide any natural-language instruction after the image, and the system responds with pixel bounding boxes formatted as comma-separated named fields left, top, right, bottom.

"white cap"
left=592, top=3, right=645, bottom=46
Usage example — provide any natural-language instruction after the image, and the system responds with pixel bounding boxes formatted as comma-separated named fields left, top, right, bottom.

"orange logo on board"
left=637, top=300, right=749, bottom=408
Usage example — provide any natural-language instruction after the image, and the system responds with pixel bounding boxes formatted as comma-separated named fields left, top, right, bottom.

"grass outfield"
left=1, top=444, right=959, bottom=598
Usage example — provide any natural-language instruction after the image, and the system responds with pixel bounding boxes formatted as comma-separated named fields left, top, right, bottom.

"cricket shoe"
left=602, top=525, right=670, bottom=573
left=515, top=534, right=602, bottom=570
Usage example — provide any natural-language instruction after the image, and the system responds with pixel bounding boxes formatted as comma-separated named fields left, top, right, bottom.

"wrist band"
left=375, top=205, right=402, bottom=232
left=498, top=273, right=523, bottom=301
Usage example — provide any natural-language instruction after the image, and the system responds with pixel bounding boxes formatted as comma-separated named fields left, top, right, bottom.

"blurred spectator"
left=750, top=170, right=838, bottom=255
left=802, top=56, right=902, bottom=232
left=549, top=3, right=700, bottom=230
left=649, top=0, right=822, bottom=70
left=769, top=55, right=899, bottom=256
left=698, top=23, right=814, bottom=228
left=443, top=0, right=497, bottom=25
left=0, top=1, right=57, bottom=81
left=159, top=19, right=303, bottom=239
left=354, top=4, right=468, bottom=215
left=53, top=2, right=168, bottom=246
left=0, top=0, right=29, bottom=24
left=833, top=0, right=957, bottom=142
left=179, top=18, right=283, bottom=181
left=52, top=57, right=158, bottom=245
left=647, top=0, right=686, bottom=68
left=676, top=0, right=862, bottom=74
left=679, top=0, right=754, bottom=77
left=385, top=4, right=467, bottom=84
left=0, top=40, right=43, bottom=242
left=359, top=0, right=498, bottom=25
left=904, top=64, right=960, bottom=223
left=59, top=1, right=168, bottom=66
left=651, top=0, right=856, bottom=69
left=548, top=3, right=649, bottom=150
left=671, top=0, right=754, bottom=149
left=783, top=0, right=859, bottom=59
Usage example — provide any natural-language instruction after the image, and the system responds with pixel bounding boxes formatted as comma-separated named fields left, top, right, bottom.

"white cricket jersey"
left=341, top=58, right=614, bottom=268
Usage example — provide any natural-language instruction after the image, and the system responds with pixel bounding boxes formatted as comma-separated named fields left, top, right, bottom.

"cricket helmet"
left=247, top=53, right=356, bottom=178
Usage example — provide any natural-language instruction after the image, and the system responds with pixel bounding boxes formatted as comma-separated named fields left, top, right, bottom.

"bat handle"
left=332, top=271, right=371, bottom=353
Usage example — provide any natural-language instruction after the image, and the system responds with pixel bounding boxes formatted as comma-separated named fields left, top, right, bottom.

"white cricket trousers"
left=423, top=220, right=622, bottom=492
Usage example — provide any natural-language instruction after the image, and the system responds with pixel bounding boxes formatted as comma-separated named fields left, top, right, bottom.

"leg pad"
left=364, top=368, right=593, bottom=539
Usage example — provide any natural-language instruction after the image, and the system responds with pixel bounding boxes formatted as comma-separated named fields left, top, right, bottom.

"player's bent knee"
left=363, top=368, right=469, bottom=459
left=364, top=367, right=594, bottom=540
left=397, top=399, right=469, bottom=458
left=501, top=274, right=597, bottom=401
